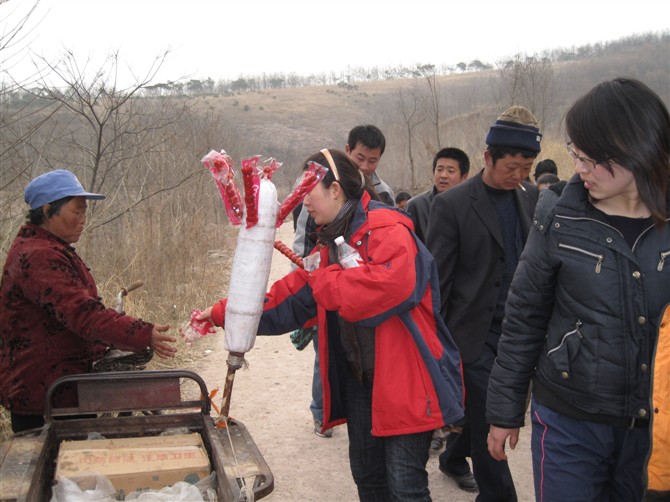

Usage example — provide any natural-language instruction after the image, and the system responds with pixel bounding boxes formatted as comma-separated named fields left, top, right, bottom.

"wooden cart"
left=0, top=369, right=273, bottom=501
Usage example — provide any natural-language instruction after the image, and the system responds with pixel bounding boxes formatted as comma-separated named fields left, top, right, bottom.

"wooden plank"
left=0, top=431, right=44, bottom=501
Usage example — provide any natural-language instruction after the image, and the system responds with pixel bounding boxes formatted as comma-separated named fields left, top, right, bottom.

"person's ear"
left=330, top=181, right=343, bottom=200
left=345, top=144, right=351, bottom=155
left=484, top=150, right=494, bottom=169
left=42, top=204, right=50, bottom=219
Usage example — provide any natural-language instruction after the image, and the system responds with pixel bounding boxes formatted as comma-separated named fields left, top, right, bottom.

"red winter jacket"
left=0, top=224, right=153, bottom=415
left=212, top=193, right=464, bottom=436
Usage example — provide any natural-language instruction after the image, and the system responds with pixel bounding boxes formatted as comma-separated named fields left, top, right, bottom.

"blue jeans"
left=310, top=331, right=323, bottom=422
left=346, top=373, right=432, bottom=501
left=530, top=398, right=649, bottom=502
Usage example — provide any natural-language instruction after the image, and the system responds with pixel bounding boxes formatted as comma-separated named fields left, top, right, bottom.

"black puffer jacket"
left=487, top=174, right=670, bottom=427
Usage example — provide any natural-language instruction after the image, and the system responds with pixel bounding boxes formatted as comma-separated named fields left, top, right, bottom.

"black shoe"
left=439, top=465, right=478, bottom=493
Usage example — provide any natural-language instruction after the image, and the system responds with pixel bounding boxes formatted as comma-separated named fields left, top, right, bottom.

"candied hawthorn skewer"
left=201, top=150, right=244, bottom=226
left=274, top=240, right=304, bottom=269
left=276, top=161, right=328, bottom=227
left=241, top=157, right=260, bottom=228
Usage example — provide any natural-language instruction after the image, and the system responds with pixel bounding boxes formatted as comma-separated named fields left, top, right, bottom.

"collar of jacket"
left=350, top=191, right=415, bottom=240
left=21, top=223, right=76, bottom=249
left=535, top=173, right=670, bottom=232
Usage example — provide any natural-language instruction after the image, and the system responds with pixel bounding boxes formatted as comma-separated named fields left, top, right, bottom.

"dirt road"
left=193, top=222, right=535, bottom=501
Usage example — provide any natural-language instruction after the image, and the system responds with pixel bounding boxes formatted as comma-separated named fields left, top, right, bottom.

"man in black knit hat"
left=427, top=106, right=540, bottom=501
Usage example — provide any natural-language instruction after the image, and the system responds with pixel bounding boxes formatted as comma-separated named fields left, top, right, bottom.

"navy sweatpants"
left=530, top=398, right=649, bottom=502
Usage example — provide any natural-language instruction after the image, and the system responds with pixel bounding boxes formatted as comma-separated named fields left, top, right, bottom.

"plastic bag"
left=51, top=473, right=218, bottom=502
left=50, top=474, right=116, bottom=502
left=124, top=481, right=204, bottom=501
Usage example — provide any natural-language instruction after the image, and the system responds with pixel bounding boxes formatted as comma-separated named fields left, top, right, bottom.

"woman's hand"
left=487, top=425, right=519, bottom=461
left=195, top=307, right=213, bottom=322
left=149, top=324, right=177, bottom=359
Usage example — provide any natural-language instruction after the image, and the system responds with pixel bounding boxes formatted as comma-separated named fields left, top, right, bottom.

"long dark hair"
left=303, top=149, right=380, bottom=202
left=566, top=78, right=670, bottom=226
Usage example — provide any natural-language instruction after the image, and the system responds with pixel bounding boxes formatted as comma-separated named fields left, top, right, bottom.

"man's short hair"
left=433, top=147, right=470, bottom=175
left=347, top=125, right=386, bottom=155
left=395, top=191, right=411, bottom=204
left=534, top=159, right=558, bottom=180
left=536, top=173, right=560, bottom=185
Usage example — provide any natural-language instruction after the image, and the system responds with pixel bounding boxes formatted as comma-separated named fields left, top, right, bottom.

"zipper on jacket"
left=558, top=243, right=604, bottom=273
left=546, top=320, right=583, bottom=357
left=426, top=396, right=432, bottom=417
left=657, top=250, right=670, bottom=271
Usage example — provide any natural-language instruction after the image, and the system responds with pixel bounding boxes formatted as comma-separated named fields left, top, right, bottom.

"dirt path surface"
left=194, top=222, right=535, bottom=501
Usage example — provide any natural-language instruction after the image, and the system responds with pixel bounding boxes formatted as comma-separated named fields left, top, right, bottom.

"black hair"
left=347, top=125, right=386, bottom=155
left=26, top=196, right=73, bottom=225
left=433, top=147, right=470, bottom=175
left=303, top=149, right=380, bottom=202
left=534, top=159, right=558, bottom=178
left=536, top=173, right=560, bottom=185
left=487, top=145, right=539, bottom=164
left=566, top=77, right=670, bottom=226
left=395, top=191, right=412, bottom=204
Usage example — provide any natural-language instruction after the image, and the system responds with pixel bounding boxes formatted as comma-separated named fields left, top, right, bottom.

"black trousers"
left=463, top=330, right=517, bottom=502
left=438, top=423, right=472, bottom=475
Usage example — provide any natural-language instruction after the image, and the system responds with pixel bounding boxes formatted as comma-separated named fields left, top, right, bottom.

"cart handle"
left=45, top=369, right=211, bottom=420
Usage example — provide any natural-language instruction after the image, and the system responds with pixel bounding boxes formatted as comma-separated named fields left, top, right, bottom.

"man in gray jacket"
left=427, top=106, right=540, bottom=501
left=407, top=147, right=470, bottom=244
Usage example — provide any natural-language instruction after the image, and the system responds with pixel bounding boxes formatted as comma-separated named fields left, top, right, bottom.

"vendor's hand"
left=150, top=324, right=177, bottom=359
left=487, top=425, right=519, bottom=461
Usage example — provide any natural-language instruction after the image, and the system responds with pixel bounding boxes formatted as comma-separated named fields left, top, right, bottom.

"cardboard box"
left=55, top=433, right=211, bottom=498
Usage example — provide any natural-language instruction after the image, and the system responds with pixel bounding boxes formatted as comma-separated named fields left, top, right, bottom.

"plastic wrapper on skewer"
left=276, top=161, right=328, bottom=227
left=179, top=309, right=217, bottom=346
left=201, top=149, right=244, bottom=226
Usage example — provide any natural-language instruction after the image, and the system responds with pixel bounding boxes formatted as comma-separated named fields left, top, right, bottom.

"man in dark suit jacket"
left=427, top=106, right=541, bottom=502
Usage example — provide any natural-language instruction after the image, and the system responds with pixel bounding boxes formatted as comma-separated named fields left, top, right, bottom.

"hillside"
left=188, top=33, right=669, bottom=194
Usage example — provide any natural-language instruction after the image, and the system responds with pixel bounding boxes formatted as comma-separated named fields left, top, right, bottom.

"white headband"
left=320, top=149, right=340, bottom=181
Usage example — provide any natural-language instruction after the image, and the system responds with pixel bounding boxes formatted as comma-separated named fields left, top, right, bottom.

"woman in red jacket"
left=200, top=149, right=463, bottom=501
left=0, top=170, right=177, bottom=433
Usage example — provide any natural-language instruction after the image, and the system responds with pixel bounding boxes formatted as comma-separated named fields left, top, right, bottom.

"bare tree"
left=0, top=0, right=56, bottom=194
left=495, top=53, right=557, bottom=132
left=21, top=50, right=198, bottom=229
left=396, top=85, right=425, bottom=191
left=414, top=64, right=442, bottom=150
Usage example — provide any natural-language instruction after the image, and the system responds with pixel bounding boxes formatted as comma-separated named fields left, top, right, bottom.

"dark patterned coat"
left=0, top=224, right=152, bottom=415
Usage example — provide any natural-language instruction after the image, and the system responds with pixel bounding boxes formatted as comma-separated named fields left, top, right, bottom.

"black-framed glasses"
left=565, top=142, right=603, bottom=170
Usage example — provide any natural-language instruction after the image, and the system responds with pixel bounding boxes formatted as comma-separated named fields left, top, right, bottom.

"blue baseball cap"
left=24, top=169, right=106, bottom=210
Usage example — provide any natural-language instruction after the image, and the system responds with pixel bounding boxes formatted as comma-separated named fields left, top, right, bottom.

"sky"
left=1, top=0, right=668, bottom=87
